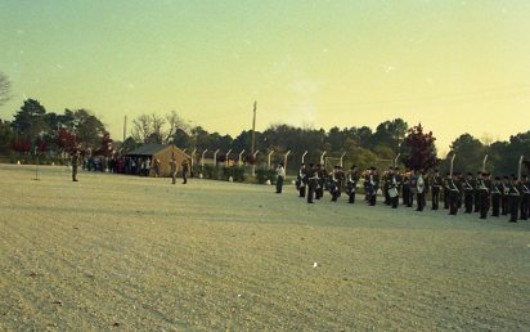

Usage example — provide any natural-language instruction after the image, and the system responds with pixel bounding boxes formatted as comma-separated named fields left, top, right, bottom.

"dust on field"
left=1, top=164, right=529, bottom=330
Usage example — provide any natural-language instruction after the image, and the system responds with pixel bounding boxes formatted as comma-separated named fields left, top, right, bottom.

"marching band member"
left=346, top=165, right=360, bottom=204
left=416, top=170, right=426, bottom=212
left=490, top=176, right=502, bottom=217
left=477, top=172, right=491, bottom=219
left=430, top=169, right=442, bottom=210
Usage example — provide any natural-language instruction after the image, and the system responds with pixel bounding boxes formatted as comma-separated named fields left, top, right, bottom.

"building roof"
left=127, top=143, right=169, bottom=156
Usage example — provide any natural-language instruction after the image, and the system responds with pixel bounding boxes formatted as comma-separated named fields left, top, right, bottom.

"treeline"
left=0, top=98, right=528, bottom=176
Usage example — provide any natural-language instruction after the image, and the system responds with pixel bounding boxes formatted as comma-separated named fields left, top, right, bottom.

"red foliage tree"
left=56, top=128, right=77, bottom=153
left=94, top=131, right=113, bottom=157
left=11, top=139, right=31, bottom=153
left=400, top=123, right=439, bottom=171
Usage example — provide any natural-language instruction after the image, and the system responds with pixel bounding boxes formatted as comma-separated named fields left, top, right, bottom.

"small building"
left=125, top=144, right=190, bottom=177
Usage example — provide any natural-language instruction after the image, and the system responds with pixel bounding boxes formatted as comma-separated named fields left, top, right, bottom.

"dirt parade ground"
left=1, top=164, right=529, bottom=330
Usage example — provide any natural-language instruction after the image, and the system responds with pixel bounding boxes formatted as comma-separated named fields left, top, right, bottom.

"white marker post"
left=201, top=149, right=208, bottom=168
left=394, top=153, right=401, bottom=168
left=482, top=154, right=488, bottom=172
left=518, top=155, right=524, bottom=181
left=320, top=151, right=327, bottom=165
left=450, top=153, right=457, bottom=177
left=213, top=149, right=220, bottom=167
left=284, top=150, right=291, bottom=177
left=238, top=150, right=245, bottom=167
left=301, top=150, right=308, bottom=164
left=225, top=149, right=232, bottom=167
left=252, top=150, right=260, bottom=176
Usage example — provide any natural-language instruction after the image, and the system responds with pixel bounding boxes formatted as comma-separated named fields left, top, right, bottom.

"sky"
left=1, top=0, right=530, bottom=155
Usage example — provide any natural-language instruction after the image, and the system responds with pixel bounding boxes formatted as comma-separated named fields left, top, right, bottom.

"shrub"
left=255, top=168, right=276, bottom=184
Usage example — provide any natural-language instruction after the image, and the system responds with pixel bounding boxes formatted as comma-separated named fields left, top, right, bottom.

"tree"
left=449, top=133, right=486, bottom=173
left=400, top=123, right=438, bottom=171
left=95, top=132, right=113, bottom=157
left=130, top=113, right=165, bottom=144
left=371, top=118, right=408, bottom=153
left=73, top=109, right=106, bottom=150
left=0, top=72, right=11, bottom=107
left=131, top=111, right=189, bottom=144
left=11, top=98, right=48, bottom=145
left=165, top=110, right=189, bottom=144
left=56, top=128, right=77, bottom=154
left=0, top=119, right=14, bottom=154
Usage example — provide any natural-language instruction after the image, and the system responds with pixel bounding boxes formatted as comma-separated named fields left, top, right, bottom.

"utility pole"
left=251, top=101, right=257, bottom=155
left=123, top=115, right=127, bottom=142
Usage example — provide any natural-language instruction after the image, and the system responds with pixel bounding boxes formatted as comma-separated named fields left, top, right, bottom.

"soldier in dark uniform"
left=463, top=173, right=474, bottom=213
left=346, top=165, right=359, bottom=204
left=296, top=163, right=307, bottom=198
left=383, top=167, right=392, bottom=205
left=181, top=160, right=189, bottom=184
left=395, top=167, right=403, bottom=207
left=501, top=176, right=510, bottom=215
left=329, top=166, right=340, bottom=202
left=443, top=172, right=451, bottom=209
left=447, top=173, right=460, bottom=215
left=490, top=176, right=502, bottom=217
left=388, top=167, right=399, bottom=208
left=520, top=174, right=530, bottom=220
left=368, top=167, right=379, bottom=206
left=402, top=170, right=410, bottom=207
left=455, top=172, right=464, bottom=209
left=474, top=171, right=482, bottom=213
left=508, top=175, right=520, bottom=222
left=430, top=169, right=442, bottom=210
left=315, top=164, right=326, bottom=200
left=306, top=163, right=317, bottom=204
left=477, top=172, right=491, bottom=219
left=71, top=149, right=80, bottom=182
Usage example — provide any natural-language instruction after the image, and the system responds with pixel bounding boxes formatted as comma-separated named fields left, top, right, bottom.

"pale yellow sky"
left=1, top=1, right=529, bottom=155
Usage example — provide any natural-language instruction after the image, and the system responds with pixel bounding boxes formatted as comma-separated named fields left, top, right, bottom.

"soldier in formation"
left=292, top=161, right=528, bottom=224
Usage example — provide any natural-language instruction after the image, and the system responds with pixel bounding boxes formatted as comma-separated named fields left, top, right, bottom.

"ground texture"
left=1, top=164, right=529, bottom=330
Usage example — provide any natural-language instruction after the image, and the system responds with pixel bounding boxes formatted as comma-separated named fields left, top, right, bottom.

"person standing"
left=448, top=174, right=460, bottom=215
left=463, top=173, right=475, bottom=213
left=296, top=163, right=307, bottom=198
left=181, top=160, right=189, bottom=184
left=388, top=168, right=399, bottom=209
left=430, top=169, right=442, bottom=210
left=71, top=149, right=80, bottom=182
left=416, top=170, right=426, bottom=212
left=315, top=164, right=326, bottom=200
left=346, top=165, right=359, bottom=204
left=478, top=172, right=491, bottom=219
left=275, top=162, right=285, bottom=193
left=407, top=170, right=417, bottom=208
left=306, top=163, right=317, bottom=204
left=508, top=175, right=520, bottom=222
left=169, top=157, right=177, bottom=184
left=368, top=167, right=379, bottom=206
left=520, top=174, right=530, bottom=220
left=490, top=176, right=502, bottom=217
left=501, top=176, right=510, bottom=215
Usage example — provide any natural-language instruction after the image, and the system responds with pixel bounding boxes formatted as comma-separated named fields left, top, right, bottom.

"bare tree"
left=0, top=72, right=11, bottom=107
left=132, top=111, right=189, bottom=144
left=164, top=110, right=189, bottom=143
left=131, top=114, right=153, bottom=143
left=151, top=113, right=166, bottom=144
